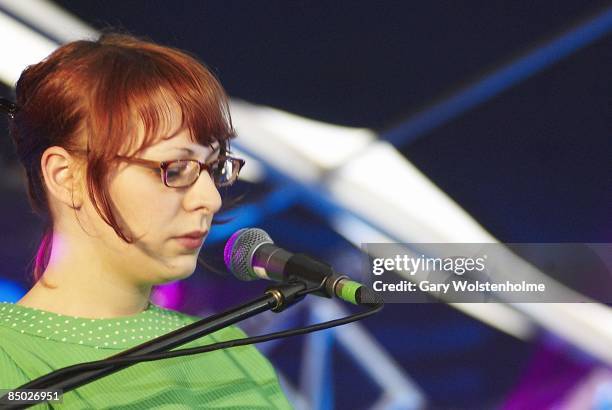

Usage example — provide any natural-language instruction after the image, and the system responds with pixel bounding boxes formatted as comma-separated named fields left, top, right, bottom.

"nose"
left=183, top=171, right=222, bottom=215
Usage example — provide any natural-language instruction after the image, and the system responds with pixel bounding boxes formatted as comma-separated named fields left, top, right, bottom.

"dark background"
left=44, top=0, right=612, bottom=243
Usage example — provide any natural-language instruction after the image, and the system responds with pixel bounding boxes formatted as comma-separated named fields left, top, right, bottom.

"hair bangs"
left=121, top=53, right=235, bottom=158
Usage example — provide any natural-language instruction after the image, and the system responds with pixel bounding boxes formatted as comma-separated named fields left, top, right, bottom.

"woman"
left=0, top=33, right=292, bottom=409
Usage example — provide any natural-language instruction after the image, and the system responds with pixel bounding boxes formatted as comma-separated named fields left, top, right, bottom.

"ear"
left=40, top=146, right=85, bottom=210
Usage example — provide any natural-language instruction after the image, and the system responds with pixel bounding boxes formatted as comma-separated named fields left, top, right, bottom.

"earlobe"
left=41, top=147, right=84, bottom=210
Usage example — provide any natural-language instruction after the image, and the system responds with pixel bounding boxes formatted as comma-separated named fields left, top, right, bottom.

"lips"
left=177, top=231, right=207, bottom=239
left=174, top=231, right=208, bottom=250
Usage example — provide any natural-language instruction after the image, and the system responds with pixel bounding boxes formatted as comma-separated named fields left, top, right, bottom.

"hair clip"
left=0, top=98, right=19, bottom=119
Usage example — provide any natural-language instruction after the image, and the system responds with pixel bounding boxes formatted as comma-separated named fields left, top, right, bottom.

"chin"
left=162, top=267, right=196, bottom=282
left=150, top=255, right=198, bottom=283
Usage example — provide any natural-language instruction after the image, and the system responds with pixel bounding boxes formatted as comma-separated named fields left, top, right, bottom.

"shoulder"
left=149, top=305, right=247, bottom=338
left=0, top=344, right=30, bottom=390
left=165, top=308, right=278, bottom=372
left=173, top=309, right=250, bottom=341
left=149, top=305, right=277, bottom=367
left=0, top=344, right=54, bottom=409
left=0, top=313, right=31, bottom=388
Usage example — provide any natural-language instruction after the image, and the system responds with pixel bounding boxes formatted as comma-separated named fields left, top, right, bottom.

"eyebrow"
left=171, top=144, right=221, bottom=157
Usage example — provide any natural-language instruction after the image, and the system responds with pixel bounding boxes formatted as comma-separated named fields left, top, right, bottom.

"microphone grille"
left=224, top=228, right=273, bottom=281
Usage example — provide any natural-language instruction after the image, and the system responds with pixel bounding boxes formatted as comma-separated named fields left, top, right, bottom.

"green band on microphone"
left=338, top=280, right=361, bottom=305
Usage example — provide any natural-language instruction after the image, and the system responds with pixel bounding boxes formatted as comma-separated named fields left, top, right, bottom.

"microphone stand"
left=1, top=282, right=307, bottom=409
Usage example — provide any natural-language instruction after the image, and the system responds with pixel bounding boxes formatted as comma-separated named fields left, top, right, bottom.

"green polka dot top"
left=0, top=302, right=292, bottom=409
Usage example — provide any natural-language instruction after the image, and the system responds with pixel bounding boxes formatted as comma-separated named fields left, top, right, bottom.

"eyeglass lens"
left=164, top=158, right=239, bottom=188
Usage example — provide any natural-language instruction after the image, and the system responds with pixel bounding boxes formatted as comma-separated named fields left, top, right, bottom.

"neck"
left=17, top=233, right=153, bottom=319
left=18, top=277, right=152, bottom=319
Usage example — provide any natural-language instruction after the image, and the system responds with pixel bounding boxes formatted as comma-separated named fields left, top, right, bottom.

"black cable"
left=21, top=302, right=382, bottom=390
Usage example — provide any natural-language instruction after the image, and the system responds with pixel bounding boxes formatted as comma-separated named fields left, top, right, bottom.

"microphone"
left=224, top=228, right=381, bottom=306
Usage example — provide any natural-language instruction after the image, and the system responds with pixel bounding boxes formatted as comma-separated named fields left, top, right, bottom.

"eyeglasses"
left=115, top=155, right=245, bottom=188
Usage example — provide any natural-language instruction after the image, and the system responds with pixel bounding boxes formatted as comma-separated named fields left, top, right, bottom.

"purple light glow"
left=501, top=340, right=595, bottom=409
left=151, top=281, right=184, bottom=309
left=223, top=229, right=245, bottom=269
left=35, top=231, right=57, bottom=270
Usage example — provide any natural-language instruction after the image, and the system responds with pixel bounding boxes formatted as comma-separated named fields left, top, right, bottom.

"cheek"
left=108, top=169, right=177, bottom=237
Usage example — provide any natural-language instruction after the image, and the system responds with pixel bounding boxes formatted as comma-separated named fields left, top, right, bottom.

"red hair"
left=9, top=33, right=235, bottom=281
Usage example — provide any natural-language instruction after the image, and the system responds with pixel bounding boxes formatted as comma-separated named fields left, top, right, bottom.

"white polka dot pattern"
left=0, top=302, right=189, bottom=350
